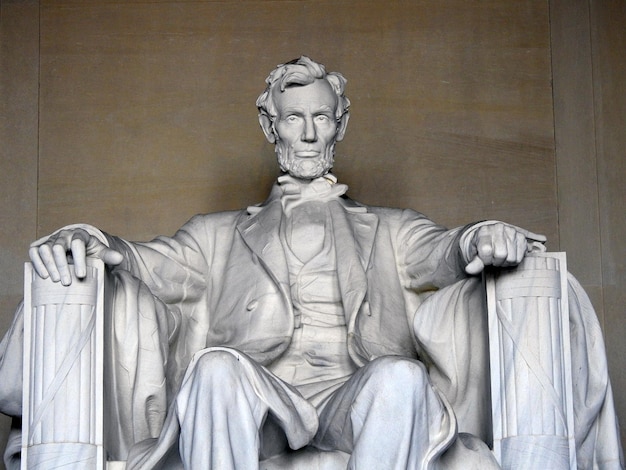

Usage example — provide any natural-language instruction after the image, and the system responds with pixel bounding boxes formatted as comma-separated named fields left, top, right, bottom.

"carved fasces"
left=487, top=253, right=576, bottom=470
left=22, top=259, right=105, bottom=469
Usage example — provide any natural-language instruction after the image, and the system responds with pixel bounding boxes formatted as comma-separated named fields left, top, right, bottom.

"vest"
left=268, top=202, right=357, bottom=408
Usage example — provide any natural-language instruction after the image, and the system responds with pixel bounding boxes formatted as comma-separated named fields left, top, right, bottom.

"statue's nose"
left=301, top=117, right=317, bottom=142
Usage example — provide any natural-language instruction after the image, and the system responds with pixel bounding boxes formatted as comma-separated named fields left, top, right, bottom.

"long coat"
left=95, top=185, right=473, bottom=465
left=106, top=186, right=469, bottom=393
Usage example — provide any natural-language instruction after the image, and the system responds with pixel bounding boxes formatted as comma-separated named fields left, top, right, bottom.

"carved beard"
left=274, top=141, right=336, bottom=180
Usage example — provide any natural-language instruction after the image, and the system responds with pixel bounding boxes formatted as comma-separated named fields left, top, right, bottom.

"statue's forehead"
left=273, top=79, right=338, bottom=113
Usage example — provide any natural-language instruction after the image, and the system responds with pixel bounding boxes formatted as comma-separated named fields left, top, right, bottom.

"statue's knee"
left=366, top=356, right=430, bottom=394
left=189, top=349, right=245, bottom=389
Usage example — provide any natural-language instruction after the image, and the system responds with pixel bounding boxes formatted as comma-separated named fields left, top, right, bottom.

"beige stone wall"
left=0, top=0, right=40, bottom=459
left=550, top=0, right=626, bottom=452
left=1, top=0, right=623, bottom=464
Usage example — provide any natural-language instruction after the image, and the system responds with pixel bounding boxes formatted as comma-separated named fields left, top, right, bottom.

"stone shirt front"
left=268, top=201, right=357, bottom=409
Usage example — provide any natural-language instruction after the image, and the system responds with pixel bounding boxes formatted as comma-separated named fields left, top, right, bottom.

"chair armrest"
left=486, top=252, right=576, bottom=469
left=22, top=259, right=106, bottom=469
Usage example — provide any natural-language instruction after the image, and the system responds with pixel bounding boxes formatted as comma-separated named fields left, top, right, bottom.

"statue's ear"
left=335, top=112, right=350, bottom=142
left=258, top=114, right=276, bottom=144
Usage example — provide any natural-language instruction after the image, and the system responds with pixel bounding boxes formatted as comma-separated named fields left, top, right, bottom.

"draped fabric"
left=414, top=276, right=624, bottom=469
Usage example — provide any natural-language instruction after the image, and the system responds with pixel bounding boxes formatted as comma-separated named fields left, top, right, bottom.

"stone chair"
left=19, top=252, right=578, bottom=469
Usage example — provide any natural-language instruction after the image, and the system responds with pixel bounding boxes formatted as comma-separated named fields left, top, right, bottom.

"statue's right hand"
left=29, top=228, right=123, bottom=285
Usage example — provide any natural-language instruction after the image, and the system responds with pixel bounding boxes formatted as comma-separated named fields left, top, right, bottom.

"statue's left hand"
left=464, top=222, right=546, bottom=275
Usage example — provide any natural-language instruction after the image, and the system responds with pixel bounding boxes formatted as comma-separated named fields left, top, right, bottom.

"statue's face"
left=272, top=79, right=341, bottom=179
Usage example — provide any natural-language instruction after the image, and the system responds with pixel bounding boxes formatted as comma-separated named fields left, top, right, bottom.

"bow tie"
left=247, top=174, right=366, bottom=215
left=277, top=174, right=349, bottom=214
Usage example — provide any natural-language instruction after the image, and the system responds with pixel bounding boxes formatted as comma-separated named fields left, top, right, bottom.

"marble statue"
left=0, top=56, right=623, bottom=469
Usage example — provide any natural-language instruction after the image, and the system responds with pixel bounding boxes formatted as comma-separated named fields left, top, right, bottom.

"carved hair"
left=256, top=56, right=350, bottom=121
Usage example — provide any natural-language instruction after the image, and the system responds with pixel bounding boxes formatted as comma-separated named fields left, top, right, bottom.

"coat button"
left=246, top=300, right=258, bottom=311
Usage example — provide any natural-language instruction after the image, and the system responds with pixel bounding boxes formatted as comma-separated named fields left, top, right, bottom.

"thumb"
left=85, top=236, right=124, bottom=266
left=99, top=247, right=124, bottom=266
left=465, top=256, right=485, bottom=275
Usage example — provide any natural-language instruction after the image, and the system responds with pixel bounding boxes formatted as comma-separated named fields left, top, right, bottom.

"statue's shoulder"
left=360, top=203, right=428, bottom=222
left=356, top=205, right=440, bottom=241
left=182, top=209, right=249, bottom=232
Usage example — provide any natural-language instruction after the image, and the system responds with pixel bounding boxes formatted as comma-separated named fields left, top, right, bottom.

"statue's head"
left=257, top=56, right=350, bottom=179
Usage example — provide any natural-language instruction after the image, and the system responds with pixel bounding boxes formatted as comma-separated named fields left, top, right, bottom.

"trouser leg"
left=175, top=347, right=318, bottom=470
left=314, top=356, right=454, bottom=470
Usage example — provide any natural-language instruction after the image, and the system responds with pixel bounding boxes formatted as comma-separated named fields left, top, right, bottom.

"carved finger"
left=516, top=227, right=547, bottom=244
left=493, top=241, right=509, bottom=266
left=503, top=226, right=519, bottom=264
left=38, top=243, right=61, bottom=282
left=52, top=243, right=72, bottom=285
left=71, top=235, right=88, bottom=278
left=29, top=246, right=49, bottom=279
left=493, top=224, right=511, bottom=265
left=515, top=232, right=528, bottom=263
left=476, top=233, right=494, bottom=261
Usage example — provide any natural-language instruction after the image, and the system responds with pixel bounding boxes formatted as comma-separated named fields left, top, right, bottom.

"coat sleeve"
left=393, top=208, right=474, bottom=292
left=104, top=214, right=214, bottom=305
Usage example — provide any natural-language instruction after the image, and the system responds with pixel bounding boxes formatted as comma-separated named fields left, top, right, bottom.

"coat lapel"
left=238, top=193, right=380, bottom=346
left=237, top=200, right=290, bottom=287
left=329, top=200, right=379, bottom=328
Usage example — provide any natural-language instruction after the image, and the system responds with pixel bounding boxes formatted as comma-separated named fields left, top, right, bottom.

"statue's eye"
left=285, top=115, right=302, bottom=124
left=314, top=115, right=331, bottom=124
